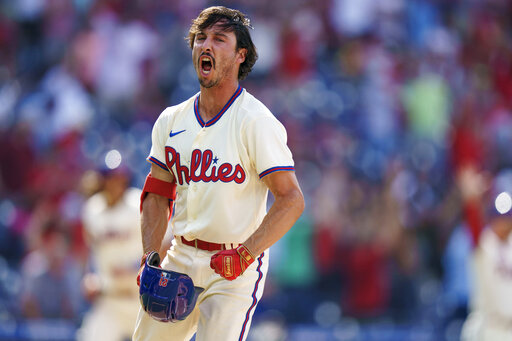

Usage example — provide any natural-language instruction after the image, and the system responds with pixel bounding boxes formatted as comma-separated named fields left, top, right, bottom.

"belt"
left=178, top=236, right=238, bottom=251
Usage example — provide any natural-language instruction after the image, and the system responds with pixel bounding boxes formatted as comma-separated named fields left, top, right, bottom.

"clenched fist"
left=210, top=245, right=255, bottom=281
left=137, top=251, right=160, bottom=287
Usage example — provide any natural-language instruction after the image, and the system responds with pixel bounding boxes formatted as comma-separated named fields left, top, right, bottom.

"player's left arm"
left=210, top=114, right=304, bottom=280
left=244, top=170, right=304, bottom=256
left=210, top=170, right=304, bottom=280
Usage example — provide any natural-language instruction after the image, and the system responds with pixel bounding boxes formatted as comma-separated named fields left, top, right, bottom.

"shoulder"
left=238, top=89, right=284, bottom=128
left=154, top=94, right=197, bottom=126
left=124, top=187, right=142, bottom=209
left=84, top=192, right=105, bottom=210
left=478, top=226, right=500, bottom=253
left=238, top=90, right=273, bottom=120
left=82, top=192, right=106, bottom=221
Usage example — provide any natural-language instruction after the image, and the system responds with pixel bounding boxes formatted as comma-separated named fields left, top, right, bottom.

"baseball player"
left=78, top=165, right=143, bottom=341
left=458, top=167, right=512, bottom=341
left=133, top=6, right=304, bottom=341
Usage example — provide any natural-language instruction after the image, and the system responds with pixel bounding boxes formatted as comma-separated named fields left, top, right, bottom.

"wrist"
left=236, top=244, right=255, bottom=264
left=140, top=251, right=155, bottom=266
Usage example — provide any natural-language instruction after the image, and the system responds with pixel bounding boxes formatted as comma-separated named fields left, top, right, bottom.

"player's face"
left=192, top=22, right=246, bottom=88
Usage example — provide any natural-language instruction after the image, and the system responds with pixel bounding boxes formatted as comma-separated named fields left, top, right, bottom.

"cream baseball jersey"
left=472, top=227, right=512, bottom=321
left=147, top=85, right=294, bottom=244
left=462, top=227, right=512, bottom=341
left=82, top=187, right=142, bottom=295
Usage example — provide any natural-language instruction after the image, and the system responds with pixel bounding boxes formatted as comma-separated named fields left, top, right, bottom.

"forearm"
left=244, top=188, right=304, bottom=256
left=141, top=193, right=170, bottom=256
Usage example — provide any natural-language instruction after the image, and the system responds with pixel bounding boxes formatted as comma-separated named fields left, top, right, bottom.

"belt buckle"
left=194, top=239, right=198, bottom=249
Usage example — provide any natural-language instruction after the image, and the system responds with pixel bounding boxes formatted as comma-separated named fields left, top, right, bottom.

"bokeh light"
left=104, top=149, right=122, bottom=170
left=495, top=192, right=512, bottom=215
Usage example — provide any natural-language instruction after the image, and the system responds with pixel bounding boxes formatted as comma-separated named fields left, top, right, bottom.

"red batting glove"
left=210, top=244, right=256, bottom=281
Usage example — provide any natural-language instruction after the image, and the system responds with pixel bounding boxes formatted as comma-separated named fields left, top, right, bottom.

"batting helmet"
left=139, top=252, right=204, bottom=322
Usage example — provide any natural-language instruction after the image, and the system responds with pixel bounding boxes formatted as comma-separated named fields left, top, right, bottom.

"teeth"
left=200, top=56, right=212, bottom=75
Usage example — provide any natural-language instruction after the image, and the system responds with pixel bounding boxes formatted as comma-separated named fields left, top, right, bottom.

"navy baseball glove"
left=139, top=252, right=204, bottom=322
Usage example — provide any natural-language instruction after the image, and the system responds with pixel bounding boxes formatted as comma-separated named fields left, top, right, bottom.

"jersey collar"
left=194, top=85, right=243, bottom=128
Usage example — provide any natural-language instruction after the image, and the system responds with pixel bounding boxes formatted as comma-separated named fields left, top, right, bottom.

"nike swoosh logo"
left=169, top=129, right=186, bottom=138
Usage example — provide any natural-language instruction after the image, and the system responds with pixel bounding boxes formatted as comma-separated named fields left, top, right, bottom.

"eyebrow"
left=197, top=30, right=229, bottom=38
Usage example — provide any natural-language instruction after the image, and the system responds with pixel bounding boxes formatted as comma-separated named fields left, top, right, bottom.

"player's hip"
left=163, top=237, right=269, bottom=287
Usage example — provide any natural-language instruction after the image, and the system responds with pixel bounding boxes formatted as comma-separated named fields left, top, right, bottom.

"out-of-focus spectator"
left=0, top=123, right=35, bottom=195
left=265, top=212, right=317, bottom=324
left=19, top=220, right=83, bottom=320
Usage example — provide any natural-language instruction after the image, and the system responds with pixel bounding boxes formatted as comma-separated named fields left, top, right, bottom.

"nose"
left=200, top=36, right=213, bottom=52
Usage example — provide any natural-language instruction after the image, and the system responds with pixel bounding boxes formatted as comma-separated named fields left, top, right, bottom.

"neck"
left=104, top=190, right=122, bottom=207
left=492, top=218, right=512, bottom=241
left=198, top=81, right=239, bottom=122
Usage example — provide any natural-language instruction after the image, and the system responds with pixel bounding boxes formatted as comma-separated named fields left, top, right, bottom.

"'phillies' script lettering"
left=165, top=147, right=245, bottom=185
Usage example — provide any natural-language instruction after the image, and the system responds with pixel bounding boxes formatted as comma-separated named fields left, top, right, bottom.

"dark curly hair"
left=186, top=6, right=258, bottom=80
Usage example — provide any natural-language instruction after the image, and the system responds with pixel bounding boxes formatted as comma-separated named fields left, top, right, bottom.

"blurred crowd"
left=1, top=0, right=512, bottom=339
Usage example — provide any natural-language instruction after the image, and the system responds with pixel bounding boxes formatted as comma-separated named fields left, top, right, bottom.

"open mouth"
left=200, top=55, right=214, bottom=75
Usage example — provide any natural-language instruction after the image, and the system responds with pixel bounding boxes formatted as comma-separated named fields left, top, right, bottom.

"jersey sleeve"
left=245, top=115, right=295, bottom=179
left=147, top=109, right=171, bottom=171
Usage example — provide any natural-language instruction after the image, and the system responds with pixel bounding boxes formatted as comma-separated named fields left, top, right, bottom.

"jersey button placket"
left=187, top=130, right=204, bottom=222
left=187, top=185, right=197, bottom=221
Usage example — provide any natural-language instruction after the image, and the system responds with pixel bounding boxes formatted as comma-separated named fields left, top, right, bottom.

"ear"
left=236, top=48, right=247, bottom=64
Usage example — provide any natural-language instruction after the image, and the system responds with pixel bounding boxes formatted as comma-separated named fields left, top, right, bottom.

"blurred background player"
left=458, top=166, right=512, bottom=341
left=77, top=156, right=144, bottom=341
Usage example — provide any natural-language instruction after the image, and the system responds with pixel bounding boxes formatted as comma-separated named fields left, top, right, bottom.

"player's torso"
left=164, top=99, right=250, bottom=188
left=161, top=89, right=268, bottom=243
left=476, top=228, right=512, bottom=319
left=83, top=188, right=142, bottom=292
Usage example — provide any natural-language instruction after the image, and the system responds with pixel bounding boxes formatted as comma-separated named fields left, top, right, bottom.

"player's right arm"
left=141, top=163, right=174, bottom=257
